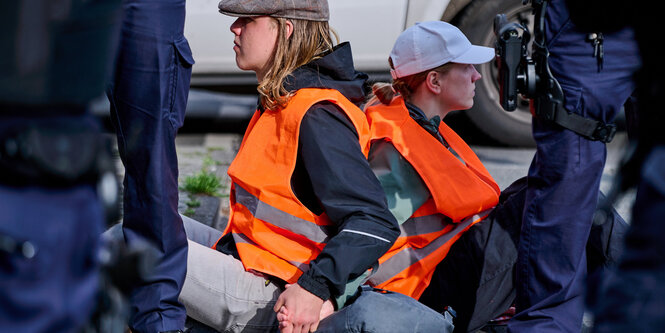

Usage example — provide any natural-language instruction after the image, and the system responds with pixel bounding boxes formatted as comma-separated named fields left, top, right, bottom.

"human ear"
left=285, top=20, right=294, bottom=39
left=425, top=71, right=442, bottom=94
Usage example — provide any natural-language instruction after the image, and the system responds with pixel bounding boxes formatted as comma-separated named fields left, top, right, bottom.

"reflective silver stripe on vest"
left=368, top=209, right=491, bottom=286
left=234, top=184, right=333, bottom=244
left=232, top=232, right=311, bottom=273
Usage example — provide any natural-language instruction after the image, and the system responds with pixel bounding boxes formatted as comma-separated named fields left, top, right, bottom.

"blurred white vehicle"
left=183, top=0, right=535, bottom=146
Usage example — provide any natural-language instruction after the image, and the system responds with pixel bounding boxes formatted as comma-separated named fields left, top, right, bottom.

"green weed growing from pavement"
left=181, top=155, right=223, bottom=197
left=183, top=207, right=196, bottom=217
left=186, top=199, right=201, bottom=208
left=183, top=198, right=201, bottom=217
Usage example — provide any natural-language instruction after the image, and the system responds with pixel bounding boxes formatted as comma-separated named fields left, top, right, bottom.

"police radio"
left=493, top=0, right=617, bottom=143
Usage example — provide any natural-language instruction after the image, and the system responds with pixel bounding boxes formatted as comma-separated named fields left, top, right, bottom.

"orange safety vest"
left=214, top=88, right=372, bottom=284
left=365, top=96, right=501, bottom=299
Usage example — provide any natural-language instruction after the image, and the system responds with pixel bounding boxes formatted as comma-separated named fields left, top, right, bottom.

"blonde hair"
left=258, top=18, right=339, bottom=110
left=368, top=58, right=454, bottom=106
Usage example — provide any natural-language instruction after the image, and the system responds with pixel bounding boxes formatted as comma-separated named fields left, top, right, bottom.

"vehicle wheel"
left=454, top=0, right=535, bottom=147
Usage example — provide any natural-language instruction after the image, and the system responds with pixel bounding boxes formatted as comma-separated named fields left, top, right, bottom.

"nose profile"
left=472, top=66, right=482, bottom=82
left=230, top=18, right=243, bottom=35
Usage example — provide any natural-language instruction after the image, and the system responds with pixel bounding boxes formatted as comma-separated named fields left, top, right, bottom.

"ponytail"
left=365, top=58, right=454, bottom=108
left=370, top=82, right=396, bottom=105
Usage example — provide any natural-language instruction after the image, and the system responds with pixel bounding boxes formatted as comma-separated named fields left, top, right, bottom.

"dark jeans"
left=108, top=0, right=194, bottom=331
left=420, top=177, right=628, bottom=333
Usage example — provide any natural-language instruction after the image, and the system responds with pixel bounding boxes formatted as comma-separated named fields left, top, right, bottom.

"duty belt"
left=534, top=96, right=617, bottom=143
left=0, top=122, right=115, bottom=187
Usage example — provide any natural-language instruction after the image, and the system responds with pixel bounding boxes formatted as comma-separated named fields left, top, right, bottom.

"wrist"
left=297, top=273, right=331, bottom=301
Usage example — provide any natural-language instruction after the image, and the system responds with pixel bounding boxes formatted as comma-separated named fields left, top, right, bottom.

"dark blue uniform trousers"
left=508, top=1, right=640, bottom=332
left=108, top=0, right=194, bottom=331
left=0, top=115, right=104, bottom=333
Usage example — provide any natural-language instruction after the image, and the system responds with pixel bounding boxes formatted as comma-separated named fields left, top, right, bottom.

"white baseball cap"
left=389, top=21, right=495, bottom=79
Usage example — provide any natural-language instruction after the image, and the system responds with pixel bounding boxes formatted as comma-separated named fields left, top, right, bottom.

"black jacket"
left=216, top=42, right=400, bottom=302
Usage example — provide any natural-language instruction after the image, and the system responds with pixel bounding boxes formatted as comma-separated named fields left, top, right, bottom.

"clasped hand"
left=274, top=284, right=335, bottom=333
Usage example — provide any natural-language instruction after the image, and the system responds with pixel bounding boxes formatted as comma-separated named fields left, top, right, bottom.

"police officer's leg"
left=108, top=0, right=194, bottom=331
left=511, top=122, right=606, bottom=332
left=509, top=1, right=639, bottom=331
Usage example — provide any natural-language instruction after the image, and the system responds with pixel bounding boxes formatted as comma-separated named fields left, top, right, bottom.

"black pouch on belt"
left=0, top=122, right=114, bottom=187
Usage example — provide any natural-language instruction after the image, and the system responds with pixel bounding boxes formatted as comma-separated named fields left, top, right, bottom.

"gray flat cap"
left=218, top=0, right=329, bottom=22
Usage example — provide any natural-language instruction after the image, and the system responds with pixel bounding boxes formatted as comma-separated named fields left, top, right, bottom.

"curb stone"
left=176, top=133, right=240, bottom=232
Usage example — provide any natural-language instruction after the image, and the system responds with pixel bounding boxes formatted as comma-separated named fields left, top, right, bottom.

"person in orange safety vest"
left=176, top=2, right=453, bottom=333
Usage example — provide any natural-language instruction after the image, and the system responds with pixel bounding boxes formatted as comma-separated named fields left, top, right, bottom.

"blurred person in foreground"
left=0, top=0, right=121, bottom=331
left=175, top=0, right=450, bottom=332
